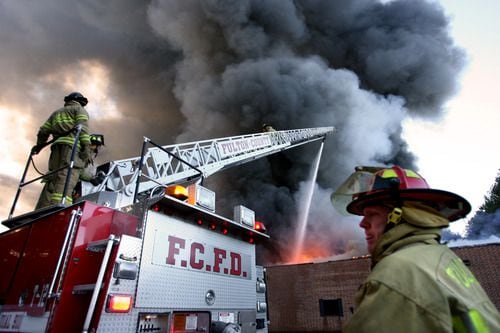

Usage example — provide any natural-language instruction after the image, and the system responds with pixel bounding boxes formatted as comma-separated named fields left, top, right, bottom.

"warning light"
left=255, top=221, right=267, bottom=232
left=152, top=204, right=160, bottom=212
left=166, top=185, right=189, bottom=201
left=187, top=184, right=216, bottom=211
left=234, top=205, right=255, bottom=228
left=248, top=237, right=254, bottom=244
left=222, top=228, right=228, bottom=235
left=106, top=294, right=132, bottom=313
left=197, top=219, right=203, bottom=225
left=209, top=223, right=216, bottom=230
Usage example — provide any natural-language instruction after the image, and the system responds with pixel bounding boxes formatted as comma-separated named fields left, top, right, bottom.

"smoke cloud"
left=0, top=0, right=466, bottom=263
left=466, top=211, right=500, bottom=239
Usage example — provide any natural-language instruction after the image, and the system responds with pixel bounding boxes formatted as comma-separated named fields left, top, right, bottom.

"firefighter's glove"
left=90, top=171, right=106, bottom=186
left=31, top=144, right=43, bottom=155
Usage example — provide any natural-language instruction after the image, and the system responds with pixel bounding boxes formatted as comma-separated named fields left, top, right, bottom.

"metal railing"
left=132, top=137, right=204, bottom=204
left=8, top=125, right=83, bottom=219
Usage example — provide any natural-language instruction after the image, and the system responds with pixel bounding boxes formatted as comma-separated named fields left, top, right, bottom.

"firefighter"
left=331, top=165, right=500, bottom=332
left=78, top=134, right=106, bottom=186
left=71, top=134, right=106, bottom=202
left=262, top=123, right=276, bottom=132
left=32, top=92, right=92, bottom=209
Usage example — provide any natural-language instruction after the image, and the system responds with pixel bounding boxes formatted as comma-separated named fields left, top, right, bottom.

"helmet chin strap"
left=387, top=207, right=402, bottom=225
left=384, top=178, right=403, bottom=229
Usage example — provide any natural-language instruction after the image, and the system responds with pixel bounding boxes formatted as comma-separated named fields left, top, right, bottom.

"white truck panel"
left=136, top=211, right=257, bottom=309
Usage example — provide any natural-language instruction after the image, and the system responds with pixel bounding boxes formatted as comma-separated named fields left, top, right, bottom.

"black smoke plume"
left=0, top=0, right=465, bottom=263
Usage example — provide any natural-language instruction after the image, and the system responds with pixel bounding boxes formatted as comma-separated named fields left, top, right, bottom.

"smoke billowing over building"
left=0, top=0, right=466, bottom=263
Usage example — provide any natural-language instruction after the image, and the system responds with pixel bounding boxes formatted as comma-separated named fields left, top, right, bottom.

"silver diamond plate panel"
left=256, top=266, right=269, bottom=333
left=96, top=234, right=143, bottom=333
left=136, top=211, right=257, bottom=309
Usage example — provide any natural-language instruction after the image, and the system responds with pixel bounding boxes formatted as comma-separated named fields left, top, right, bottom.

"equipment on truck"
left=0, top=126, right=334, bottom=333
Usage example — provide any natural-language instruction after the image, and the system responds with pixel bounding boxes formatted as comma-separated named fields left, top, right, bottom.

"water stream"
left=291, top=141, right=325, bottom=263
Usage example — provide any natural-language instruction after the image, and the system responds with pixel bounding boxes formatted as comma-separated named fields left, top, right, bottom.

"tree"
left=479, top=170, right=500, bottom=213
left=466, top=169, right=500, bottom=238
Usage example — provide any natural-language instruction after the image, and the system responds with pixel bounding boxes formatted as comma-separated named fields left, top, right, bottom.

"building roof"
left=446, top=235, right=500, bottom=248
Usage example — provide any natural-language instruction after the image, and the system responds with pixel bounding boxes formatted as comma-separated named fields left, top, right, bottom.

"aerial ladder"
left=80, top=126, right=335, bottom=210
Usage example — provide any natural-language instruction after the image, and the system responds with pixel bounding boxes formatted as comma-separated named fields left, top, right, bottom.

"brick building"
left=265, top=242, right=500, bottom=333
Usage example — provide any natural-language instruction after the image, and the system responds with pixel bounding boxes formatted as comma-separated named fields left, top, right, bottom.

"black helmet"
left=90, top=134, right=105, bottom=146
left=64, top=92, right=88, bottom=106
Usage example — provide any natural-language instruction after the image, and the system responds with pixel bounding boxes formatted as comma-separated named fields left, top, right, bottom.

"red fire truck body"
left=0, top=196, right=268, bottom=332
left=0, top=202, right=135, bottom=332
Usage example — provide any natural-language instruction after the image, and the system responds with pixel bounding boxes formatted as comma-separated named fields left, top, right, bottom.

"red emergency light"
left=255, top=221, right=266, bottom=232
left=106, top=294, right=133, bottom=313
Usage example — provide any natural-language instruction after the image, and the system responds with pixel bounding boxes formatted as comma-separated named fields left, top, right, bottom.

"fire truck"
left=0, top=127, right=333, bottom=333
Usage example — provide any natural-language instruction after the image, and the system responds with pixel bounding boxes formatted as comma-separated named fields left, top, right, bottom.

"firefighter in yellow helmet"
left=332, top=166, right=500, bottom=333
left=32, top=92, right=91, bottom=209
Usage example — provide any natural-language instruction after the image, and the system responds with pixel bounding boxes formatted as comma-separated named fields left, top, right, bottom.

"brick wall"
left=452, top=244, right=500, bottom=308
left=265, top=243, right=500, bottom=333
left=266, top=257, right=371, bottom=332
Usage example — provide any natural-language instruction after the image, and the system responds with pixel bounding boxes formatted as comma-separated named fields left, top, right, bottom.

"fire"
left=287, top=242, right=334, bottom=264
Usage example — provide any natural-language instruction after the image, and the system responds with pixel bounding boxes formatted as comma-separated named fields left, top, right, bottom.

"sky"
left=0, top=0, right=498, bottom=261
left=403, top=0, right=500, bottom=234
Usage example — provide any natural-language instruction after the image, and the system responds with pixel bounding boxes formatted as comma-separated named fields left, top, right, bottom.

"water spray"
left=291, top=139, right=326, bottom=263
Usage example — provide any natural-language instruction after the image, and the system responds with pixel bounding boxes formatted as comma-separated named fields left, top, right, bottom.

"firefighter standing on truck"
left=32, top=92, right=91, bottom=209
left=332, top=165, right=500, bottom=332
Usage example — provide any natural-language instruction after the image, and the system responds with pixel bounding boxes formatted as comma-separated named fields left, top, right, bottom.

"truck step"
left=72, top=284, right=103, bottom=295
left=87, top=239, right=115, bottom=253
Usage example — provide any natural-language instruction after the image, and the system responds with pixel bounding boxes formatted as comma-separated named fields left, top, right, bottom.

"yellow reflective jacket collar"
left=402, top=202, right=449, bottom=228
left=372, top=223, right=442, bottom=266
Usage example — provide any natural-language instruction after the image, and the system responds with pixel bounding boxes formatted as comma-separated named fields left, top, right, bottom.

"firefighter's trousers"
left=36, top=144, right=81, bottom=209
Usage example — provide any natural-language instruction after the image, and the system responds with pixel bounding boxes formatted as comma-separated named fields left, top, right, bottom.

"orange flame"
left=286, top=242, right=334, bottom=264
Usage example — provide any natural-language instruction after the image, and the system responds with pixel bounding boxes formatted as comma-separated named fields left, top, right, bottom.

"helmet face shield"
left=331, top=170, right=376, bottom=215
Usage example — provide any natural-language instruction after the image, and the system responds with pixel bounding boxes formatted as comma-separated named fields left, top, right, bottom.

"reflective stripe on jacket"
left=37, top=100, right=91, bottom=150
left=344, top=223, right=500, bottom=332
